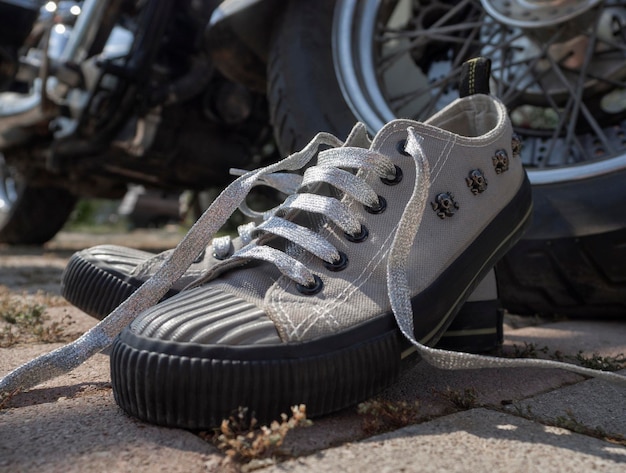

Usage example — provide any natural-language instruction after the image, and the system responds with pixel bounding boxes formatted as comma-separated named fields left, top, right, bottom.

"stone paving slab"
left=265, top=408, right=626, bottom=473
left=0, top=343, right=223, bottom=473
left=373, top=319, right=626, bottom=416
left=504, top=320, right=626, bottom=358
left=0, top=389, right=219, bottom=473
left=46, top=229, right=186, bottom=252
left=506, top=370, right=626, bottom=439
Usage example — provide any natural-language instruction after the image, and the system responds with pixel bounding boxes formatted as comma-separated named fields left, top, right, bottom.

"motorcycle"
left=0, top=0, right=277, bottom=244
left=1, top=0, right=625, bottom=319
left=208, top=0, right=626, bottom=318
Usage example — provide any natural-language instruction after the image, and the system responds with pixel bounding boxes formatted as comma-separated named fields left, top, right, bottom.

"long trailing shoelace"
left=2, top=126, right=625, bottom=395
left=0, top=129, right=347, bottom=393
left=387, top=131, right=626, bottom=385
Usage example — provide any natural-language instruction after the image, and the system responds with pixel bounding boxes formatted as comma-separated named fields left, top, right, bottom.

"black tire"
left=267, top=0, right=626, bottom=318
left=496, top=171, right=626, bottom=318
left=267, top=0, right=354, bottom=155
left=0, top=178, right=77, bottom=245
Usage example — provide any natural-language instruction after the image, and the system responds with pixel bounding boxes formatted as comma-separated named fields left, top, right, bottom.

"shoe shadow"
left=3, top=382, right=111, bottom=409
left=0, top=384, right=217, bottom=470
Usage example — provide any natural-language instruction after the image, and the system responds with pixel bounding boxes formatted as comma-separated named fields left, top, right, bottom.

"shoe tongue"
left=459, top=57, right=491, bottom=98
left=210, top=262, right=282, bottom=306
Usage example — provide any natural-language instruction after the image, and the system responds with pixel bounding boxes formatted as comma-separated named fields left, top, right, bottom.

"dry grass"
left=357, top=398, right=421, bottom=435
left=435, top=386, right=479, bottom=410
left=200, top=405, right=312, bottom=471
left=0, top=286, right=73, bottom=347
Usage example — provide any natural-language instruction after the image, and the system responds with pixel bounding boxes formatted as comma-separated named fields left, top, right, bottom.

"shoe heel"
left=435, top=268, right=503, bottom=353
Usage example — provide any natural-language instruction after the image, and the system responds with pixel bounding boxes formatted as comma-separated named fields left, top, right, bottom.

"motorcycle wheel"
left=0, top=153, right=77, bottom=244
left=268, top=0, right=626, bottom=317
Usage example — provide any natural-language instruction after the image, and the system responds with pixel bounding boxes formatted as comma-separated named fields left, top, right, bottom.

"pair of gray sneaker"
left=60, top=59, right=532, bottom=428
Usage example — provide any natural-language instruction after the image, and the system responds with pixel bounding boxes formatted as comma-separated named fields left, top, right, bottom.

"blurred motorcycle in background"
left=1, top=0, right=625, bottom=318
left=0, top=0, right=277, bottom=244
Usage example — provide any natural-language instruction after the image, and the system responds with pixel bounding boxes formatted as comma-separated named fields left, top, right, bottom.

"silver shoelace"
left=212, top=169, right=303, bottom=259
left=2, top=126, right=625, bottom=395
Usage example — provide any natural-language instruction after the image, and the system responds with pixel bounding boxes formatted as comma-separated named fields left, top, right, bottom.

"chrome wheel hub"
left=480, top=0, right=603, bottom=28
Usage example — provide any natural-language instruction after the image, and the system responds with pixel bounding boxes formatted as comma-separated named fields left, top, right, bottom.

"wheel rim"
left=0, top=153, right=20, bottom=227
left=332, top=0, right=626, bottom=184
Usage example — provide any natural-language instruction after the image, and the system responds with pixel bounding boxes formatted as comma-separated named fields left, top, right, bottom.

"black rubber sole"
left=112, top=327, right=403, bottom=428
left=111, top=300, right=502, bottom=428
left=110, top=178, right=532, bottom=429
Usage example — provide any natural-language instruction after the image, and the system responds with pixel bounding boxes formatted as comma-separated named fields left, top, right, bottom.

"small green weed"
left=357, top=398, right=421, bottom=435
left=572, top=351, right=626, bottom=372
left=512, top=342, right=550, bottom=358
left=551, top=410, right=626, bottom=446
left=553, top=410, right=608, bottom=437
left=0, top=388, right=18, bottom=411
left=500, top=342, right=626, bottom=372
left=505, top=405, right=626, bottom=446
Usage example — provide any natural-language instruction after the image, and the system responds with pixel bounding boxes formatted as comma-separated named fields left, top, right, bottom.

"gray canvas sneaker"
left=62, top=126, right=502, bottom=353
left=109, top=91, right=533, bottom=429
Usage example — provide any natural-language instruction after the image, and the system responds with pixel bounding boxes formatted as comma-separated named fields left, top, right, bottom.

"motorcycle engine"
left=1, top=0, right=276, bottom=196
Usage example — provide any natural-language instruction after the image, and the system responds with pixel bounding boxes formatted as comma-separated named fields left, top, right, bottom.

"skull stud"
left=466, top=169, right=488, bottom=195
left=431, top=192, right=459, bottom=219
left=492, top=149, right=509, bottom=174
left=511, top=133, right=522, bottom=158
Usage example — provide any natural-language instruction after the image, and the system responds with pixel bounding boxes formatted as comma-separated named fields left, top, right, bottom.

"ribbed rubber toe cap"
left=130, top=286, right=281, bottom=345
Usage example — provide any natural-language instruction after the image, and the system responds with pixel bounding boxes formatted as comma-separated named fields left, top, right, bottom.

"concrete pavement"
left=1, top=232, right=625, bottom=472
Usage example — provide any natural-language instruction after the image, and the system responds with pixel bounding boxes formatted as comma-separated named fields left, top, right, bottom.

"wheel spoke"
left=545, top=45, right=616, bottom=158
left=334, top=0, right=626, bottom=181
left=378, top=22, right=484, bottom=40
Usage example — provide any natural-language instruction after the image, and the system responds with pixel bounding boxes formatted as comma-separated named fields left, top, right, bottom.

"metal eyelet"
left=212, top=249, right=232, bottom=261
left=296, top=274, right=323, bottom=295
left=365, top=195, right=387, bottom=214
left=324, top=251, right=348, bottom=272
left=344, top=225, right=369, bottom=243
left=193, top=249, right=206, bottom=264
left=396, top=139, right=411, bottom=156
left=381, top=165, right=403, bottom=186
